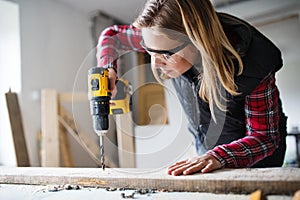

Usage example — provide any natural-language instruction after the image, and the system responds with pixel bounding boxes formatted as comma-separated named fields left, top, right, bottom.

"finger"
left=167, top=162, right=188, bottom=175
left=108, top=79, right=116, bottom=98
left=108, top=68, right=117, bottom=97
left=167, top=161, right=187, bottom=172
left=201, top=162, right=214, bottom=173
left=171, top=162, right=197, bottom=176
left=167, top=159, right=198, bottom=174
left=111, top=87, right=117, bottom=98
left=183, top=161, right=205, bottom=175
left=168, top=160, right=187, bottom=169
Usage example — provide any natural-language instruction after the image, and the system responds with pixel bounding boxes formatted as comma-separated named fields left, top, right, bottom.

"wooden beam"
left=57, top=99, right=74, bottom=167
left=0, top=167, right=299, bottom=195
left=41, top=89, right=59, bottom=167
left=136, top=52, right=146, bottom=85
left=5, top=90, right=30, bottom=167
left=58, top=124, right=74, bottom=167
left=115, top=112, right=136, bottom=167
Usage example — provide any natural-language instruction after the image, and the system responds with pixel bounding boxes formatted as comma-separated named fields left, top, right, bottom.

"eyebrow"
left=140, top=39, right=189, bottom=55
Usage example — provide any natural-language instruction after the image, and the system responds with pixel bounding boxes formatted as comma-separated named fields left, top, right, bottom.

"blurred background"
left=0, top=0, right=299, bottom=168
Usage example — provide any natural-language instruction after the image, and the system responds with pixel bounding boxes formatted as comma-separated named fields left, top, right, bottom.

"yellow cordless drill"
left=88, top=67, right=111, bottom=170
left=88, top=67, right=131, bottom=170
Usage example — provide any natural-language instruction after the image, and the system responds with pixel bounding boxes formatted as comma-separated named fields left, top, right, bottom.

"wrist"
left=207, top=150, right=226, bottom=168
left=102, top=62, right=117, bottom=73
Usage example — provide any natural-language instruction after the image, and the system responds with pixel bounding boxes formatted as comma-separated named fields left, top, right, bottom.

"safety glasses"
left=140, top=39, right=189, bottom=63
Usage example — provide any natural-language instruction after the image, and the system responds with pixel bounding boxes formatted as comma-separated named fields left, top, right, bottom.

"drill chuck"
left=90, top=96, right=110, bottom=133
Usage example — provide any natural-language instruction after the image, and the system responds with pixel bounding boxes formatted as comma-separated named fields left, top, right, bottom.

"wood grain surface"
left=0, top=167, right=299, bottom=195
left=5, top=91, right=30, bottom=167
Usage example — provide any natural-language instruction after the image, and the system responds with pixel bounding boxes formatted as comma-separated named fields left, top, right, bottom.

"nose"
left=151, top=54, right=165, bottom=67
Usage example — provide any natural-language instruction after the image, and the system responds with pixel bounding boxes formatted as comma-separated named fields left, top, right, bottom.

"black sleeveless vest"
left=172, top=13, right=287, bottom=167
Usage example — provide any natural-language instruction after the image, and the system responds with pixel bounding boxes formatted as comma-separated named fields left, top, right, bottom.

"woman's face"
left=141, top=28, right=199, bottom=78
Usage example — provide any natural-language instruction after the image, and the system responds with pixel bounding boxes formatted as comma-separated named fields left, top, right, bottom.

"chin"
left=162, top=70, right=181, bottom=78
left=164, top=71, right=181, bottom=78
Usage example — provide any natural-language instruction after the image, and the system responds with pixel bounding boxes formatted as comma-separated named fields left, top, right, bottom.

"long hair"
left=134, top=0, right=243, bottom=121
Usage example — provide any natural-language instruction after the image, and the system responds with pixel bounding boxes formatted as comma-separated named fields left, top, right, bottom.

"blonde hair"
left=134, top=0, right=243, bottom=121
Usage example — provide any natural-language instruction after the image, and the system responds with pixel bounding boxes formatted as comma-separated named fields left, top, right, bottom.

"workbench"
left=0, top=167, right=299, bottom=195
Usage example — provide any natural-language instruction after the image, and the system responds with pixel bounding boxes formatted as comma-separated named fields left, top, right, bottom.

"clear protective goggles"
left=140, top=39, right=189, bottom=63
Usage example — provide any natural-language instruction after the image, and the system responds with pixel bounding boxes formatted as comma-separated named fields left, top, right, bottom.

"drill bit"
left=99, top=134, right=105, bottom=170
left=97, top=130, right=107, bottom=170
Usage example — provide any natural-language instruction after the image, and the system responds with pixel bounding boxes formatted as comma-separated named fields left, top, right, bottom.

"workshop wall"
left=0, top=0, right=20, bottom=166
left=9, top=0, right=95, bottom=166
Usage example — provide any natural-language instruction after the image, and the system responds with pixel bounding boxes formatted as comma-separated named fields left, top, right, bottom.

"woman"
left=97, top=0, right=287, bottom=175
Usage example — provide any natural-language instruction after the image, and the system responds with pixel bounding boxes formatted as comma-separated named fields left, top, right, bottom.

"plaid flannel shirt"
left=96, top=25, right=145, bottom=68
left=97, top=25, right=280, bottom=168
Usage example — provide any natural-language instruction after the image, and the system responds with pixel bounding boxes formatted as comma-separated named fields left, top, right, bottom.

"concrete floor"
left=0, top=184, right=293, bottom=200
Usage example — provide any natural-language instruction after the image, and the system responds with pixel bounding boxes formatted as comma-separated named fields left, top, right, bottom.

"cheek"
left=150, top=55, right=192, bottom=77
left=182, top=45, right=200, bottom=65
left=171, top=56, right=192, bottom=74
left=171, top=63, right=185, bottom=73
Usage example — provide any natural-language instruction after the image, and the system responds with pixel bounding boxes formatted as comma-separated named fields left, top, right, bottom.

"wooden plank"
left=5, top=90, right=30, bottom=167
left=41, top=89, right=59, bottom=167
left=0, top=167, right=299, bottom=195
left=116, top=112, right=136, bottom=168
left=249, top=190, right=265, bottom=200
left=137, top=52, right=146, bottom=85
left=58, top=124, right=74, bottom=167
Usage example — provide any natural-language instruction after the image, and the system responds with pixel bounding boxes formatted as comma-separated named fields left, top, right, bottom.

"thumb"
left=108, top=68, right=117, bottom=98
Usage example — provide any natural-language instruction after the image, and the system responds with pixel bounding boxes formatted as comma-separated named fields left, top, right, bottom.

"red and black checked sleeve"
left=96, top=25, right=145, bottom=70
left=207, top=73, right=280, bottom=168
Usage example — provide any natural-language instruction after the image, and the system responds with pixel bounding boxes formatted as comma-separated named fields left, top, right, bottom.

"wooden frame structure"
left=41, top=89, right=135, bottom=168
